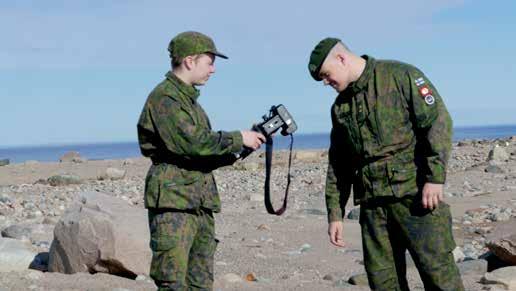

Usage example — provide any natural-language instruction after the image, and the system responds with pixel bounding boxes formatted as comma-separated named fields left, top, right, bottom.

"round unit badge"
left=424, top=95, right=435, bottom=105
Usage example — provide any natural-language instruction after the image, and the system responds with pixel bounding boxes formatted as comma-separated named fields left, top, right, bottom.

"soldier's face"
left=191, top=53, right=216, bottom=86
left=319, top=55, right=351, bottom=92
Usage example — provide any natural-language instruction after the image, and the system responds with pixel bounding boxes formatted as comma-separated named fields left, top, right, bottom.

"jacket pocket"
left=387, top=161, right=418, bottom=197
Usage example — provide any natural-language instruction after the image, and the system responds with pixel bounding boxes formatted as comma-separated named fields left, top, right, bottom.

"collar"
left=347, top=55, right=375, bottom=95
left=166, top=71, right=200, bottom=102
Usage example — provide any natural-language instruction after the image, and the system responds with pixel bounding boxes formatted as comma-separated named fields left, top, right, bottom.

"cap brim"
left=211, top=51, right=228, bottom=59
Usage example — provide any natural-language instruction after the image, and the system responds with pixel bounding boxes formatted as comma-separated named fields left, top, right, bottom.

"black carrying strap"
left=264, top=134, right=294, bottom=215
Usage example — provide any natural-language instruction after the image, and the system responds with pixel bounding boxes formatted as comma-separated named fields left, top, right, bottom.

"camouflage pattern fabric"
left=137, top=71, right=243, bottom=212
left=148, top=208, right=217, bottom=290
left=138, top=68, right=243, bottom=290
left=325, top=55, right=453, bottom=222
left=168, top=31, right=227, bottom=60
left=321, top=55, right=462, bottom=289
left=360, top=197, right=464, bottom=290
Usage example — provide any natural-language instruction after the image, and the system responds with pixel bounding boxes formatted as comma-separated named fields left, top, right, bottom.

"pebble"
left=222, top=273, right=243, bottom=283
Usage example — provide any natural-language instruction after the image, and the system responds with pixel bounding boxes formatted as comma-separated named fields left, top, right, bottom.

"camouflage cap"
left=308, top=37, right=340, bottom=81
left=168, top=31, right=228, bottom=60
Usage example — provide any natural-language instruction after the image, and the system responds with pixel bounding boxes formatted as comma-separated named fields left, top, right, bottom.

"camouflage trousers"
left=360, top=196, right=464, bottom=291
left=148, top=207, right=217, bottom=291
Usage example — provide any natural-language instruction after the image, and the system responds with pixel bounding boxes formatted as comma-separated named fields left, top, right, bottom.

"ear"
left=183, top=56, right=195, bottom=70
left=336, top=53, right=346, bottom=66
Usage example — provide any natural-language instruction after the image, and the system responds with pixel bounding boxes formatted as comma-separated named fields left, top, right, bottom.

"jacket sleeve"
left=150, top=96, right=243, bottom=157
left=325, top=108, right=355, bottom=222
left=402, top=67, right=453, bottom=184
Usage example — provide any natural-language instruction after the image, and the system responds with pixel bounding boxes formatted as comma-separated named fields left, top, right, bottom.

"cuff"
left=229, top=131, right=243, bottom=153
left=327, top=208, right=344, bottom=223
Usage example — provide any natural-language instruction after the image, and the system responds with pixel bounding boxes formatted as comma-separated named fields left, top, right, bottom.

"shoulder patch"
left=424, top=95, right=435, bottom=105
left=415, top=77, right=425, bottom=86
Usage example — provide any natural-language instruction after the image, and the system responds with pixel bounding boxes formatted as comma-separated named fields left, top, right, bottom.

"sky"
left=1, top=0, right=515, bottom=147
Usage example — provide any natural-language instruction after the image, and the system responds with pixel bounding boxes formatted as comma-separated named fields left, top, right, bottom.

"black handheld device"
left=239, top=104, right=297, bottom=158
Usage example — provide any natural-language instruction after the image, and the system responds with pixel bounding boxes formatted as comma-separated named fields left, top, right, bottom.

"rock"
left=222, top=273, right=242, bottom=283
left=0, top=159, right=9, bottom=167
left=1, top=224, right=31, bottom=241
left=98, top=167, right=126, bottom=181
left=481, top=266, right=516, bottom=290
left=488, top=146, right=509, bottom=163
left=257, top=224, right=270, bottom=231
left=245, top=272, right=257, bottom=281
left=29, top=252, right=49, bottom=272
left=323, top=274, right=334, bottom=281
left=0, top=194, right=12, bottom=204
left=346, top=207, right=360, bottom=220
left=485, top=164, right=505, bottom=174
left=249, top=194, right=264, bottom=202
left=0, top=237, right=37, bottom=272
left=59, top=151, right=86, bottom=163
left=457, top=141, right=472, bottom=147
left=299, top=243, right=311, bottom=253
left=47, top=175, right=82, bottom=186
left=486, top=219, right=516, bottom=265
left=348, top=273, right=369, bottom=286
left=295, top=151, right=320, bottom=162
left=453, top=247, right=466, bottom=263
left=335, top=278, right=355, bottom=288
left=457, top=259, right=488, bottom=276
left=48, top=191, right=151, bottom=277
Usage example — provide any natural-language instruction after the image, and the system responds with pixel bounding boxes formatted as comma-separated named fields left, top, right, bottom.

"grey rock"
left=47, top=175, right=82, bottom=186
left=481, top=266, right=516, bottom=290
left=348, top=273, right=369, bottom=286
left=346, top=207, right=360, bottom=220
left=1, top=224, right=31, bottom=240
left=323, top=274, right=334, bottom=281
left=0, top=159, right=9, bottom=167
left=0, top=194, right=12, bottom=204
left=48, top=191, right=151, bottom=276
left=485, top=164, right=505, bottom=174
left=453, top=247, right=466, bottom=263
left=334, top=278, right=355, bottom=288
left=98, top=167, right=126, bottom=181
left=457, top=259, right=488, bottom=276
left=0, top=237, right=37, bottom=272
left=488, top=146, right=509, bottom=163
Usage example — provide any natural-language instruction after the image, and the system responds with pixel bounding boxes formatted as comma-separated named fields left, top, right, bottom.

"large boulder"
left=488, top=146, right=510, bottom=163
left=0, top=237, right=36, bottom=272
left=486, top=219, right=516, bottom=265
left=48, top=191, right=151, bottom=277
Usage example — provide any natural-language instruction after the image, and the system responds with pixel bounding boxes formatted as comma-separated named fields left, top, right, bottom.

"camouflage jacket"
left=137, top=71, right=243, bottom=212
left=325, top=56, right=453, bottom=222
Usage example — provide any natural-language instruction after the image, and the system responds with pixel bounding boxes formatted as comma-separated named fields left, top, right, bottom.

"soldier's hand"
left=328, top=221, right=346, bottom=247
left=241, top=130, right=266, bottom=150
left=422, top=183, right=444, bottom=210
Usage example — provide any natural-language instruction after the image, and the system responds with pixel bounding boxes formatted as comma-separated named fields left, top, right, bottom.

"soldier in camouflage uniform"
left=137, top=31, right=265, bottom=290
left=308, top=38, right=464, bottom=290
